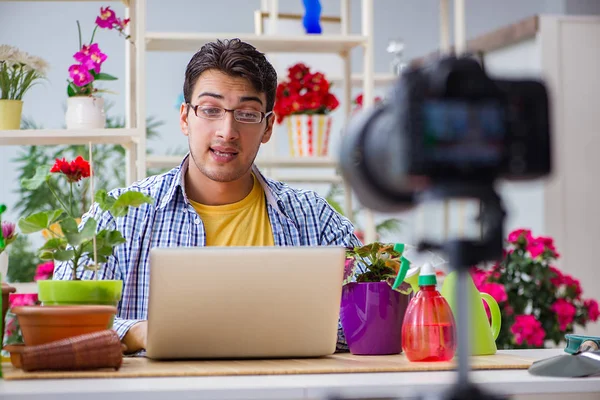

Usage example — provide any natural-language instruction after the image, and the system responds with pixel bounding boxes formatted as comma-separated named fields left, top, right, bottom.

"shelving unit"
left=2, top=0, right=378, bottom=243
left=141, top=0, right=378, bottom=242
left=0, top=0, right=145, bottom=186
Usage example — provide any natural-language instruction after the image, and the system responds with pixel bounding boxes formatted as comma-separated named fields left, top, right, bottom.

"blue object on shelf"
left=302, top=0, right=322, bottom=34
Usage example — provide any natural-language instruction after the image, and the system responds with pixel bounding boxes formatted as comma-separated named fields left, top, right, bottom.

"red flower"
left=511, top=314, right=545, bottom=347
left=274, top=63, right=338, bottom=123
left=527, top=241, right=546, bottom=258
left=551, top=298, right=577, bottom=331
left=585, top=299, right=600, bottom=322
left=50, top=156, right=91, bottom=182
left=34, top=261, right=54, bottom=281
left=562, top=274, right=582, bottom=299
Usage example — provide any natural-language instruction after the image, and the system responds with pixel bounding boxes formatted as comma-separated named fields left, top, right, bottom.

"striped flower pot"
left=286, top=114, right=332, bottom=157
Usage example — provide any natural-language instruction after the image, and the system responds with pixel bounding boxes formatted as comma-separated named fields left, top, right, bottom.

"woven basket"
left=18, top=329, right=123, bottom=372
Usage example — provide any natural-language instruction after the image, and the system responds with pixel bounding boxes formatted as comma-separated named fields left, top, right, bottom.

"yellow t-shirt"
left=189, top=174, right=275, bottom=246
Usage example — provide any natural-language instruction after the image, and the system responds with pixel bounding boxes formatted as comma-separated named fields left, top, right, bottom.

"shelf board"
left=146, top=155, right=339, bottom=169
left=145, top=33, right=367, bottom=54
left=329, top=73, right=397, bottom=87
left=0, top=128, right=140, bottom=146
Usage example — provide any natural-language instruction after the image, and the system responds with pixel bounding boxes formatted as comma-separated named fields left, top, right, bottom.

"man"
left=54, top=38, right=362, bottom=354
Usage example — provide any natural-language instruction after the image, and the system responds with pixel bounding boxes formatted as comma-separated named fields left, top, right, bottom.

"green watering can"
left=441, top=271, right=501, bottom=356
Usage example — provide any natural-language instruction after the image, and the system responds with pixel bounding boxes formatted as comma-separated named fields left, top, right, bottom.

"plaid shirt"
left=53, top=155, right=362, bottom=351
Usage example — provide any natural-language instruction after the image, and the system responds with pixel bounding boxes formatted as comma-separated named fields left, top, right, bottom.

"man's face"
left=180, top=69, right=273, bottom=183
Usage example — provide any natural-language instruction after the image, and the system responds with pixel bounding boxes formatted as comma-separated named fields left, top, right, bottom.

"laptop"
left=145, top=246, right=346, bottom=360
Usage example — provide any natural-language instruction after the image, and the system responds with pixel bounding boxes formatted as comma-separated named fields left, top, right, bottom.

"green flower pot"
left=37, top=280, right=123, bottom=306
left=37, top=280, right=123, bottom=328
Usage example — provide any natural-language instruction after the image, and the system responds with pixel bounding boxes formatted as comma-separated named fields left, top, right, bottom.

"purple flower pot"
left=340, top=281, right=411, bottom=355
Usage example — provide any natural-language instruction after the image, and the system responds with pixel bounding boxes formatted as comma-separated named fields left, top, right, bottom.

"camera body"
left=340, top=56, right=552, bottom=212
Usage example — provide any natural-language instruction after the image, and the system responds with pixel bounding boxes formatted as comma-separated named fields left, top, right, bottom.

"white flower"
left=0, top=44, right=17, bottom=63
left=10, top=49, right=33, bottom=70
left=29, top=56, right=49, bottom=77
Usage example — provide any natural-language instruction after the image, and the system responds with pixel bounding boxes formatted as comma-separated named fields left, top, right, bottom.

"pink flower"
left=9, top=293, right=38, bottom=307
left=511, top=314, right=546, bottom=347
left=480, top=282, right=508, bottom=303
left=551, top=298, right=577, bottom=331
left=549, top=266, right=564, bottom=286
left=508, top=229, right=532, bottom=244
left=96, top=6, right=117, bottom=28
left=585, top=299, right=600, bottom=322
left=470, top=266, right=490, bottom=289
left=562, top=274, right=582, bottom=299
left=73, top=43, right=107, bottom=74
left=34, top=261, right=54, bottom=281
left=527, top=240, right=546, bottom=259
left=344, top=257, right=355, bottom=282
left=69, top=64, right=93, bottom=86
left=504, top=304, right=514, bottom=316
left=2, top=220, right=15, bottom=240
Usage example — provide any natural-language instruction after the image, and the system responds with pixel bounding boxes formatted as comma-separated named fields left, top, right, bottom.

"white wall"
left=0, top=0, right=592, bottom=242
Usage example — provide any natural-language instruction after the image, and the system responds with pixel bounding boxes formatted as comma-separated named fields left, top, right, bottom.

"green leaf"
left=79, top=218, right=98, bottom=240
left=21, top=165, right=50, bottom=190
left=40, top=238, right=67, bottom=251
left=67, top=82, right=77, bottom=97
left=95, top=189, right=116, bottom=212
left=102, top=229, right=126, bottom=247
left=39, top=251, right=55, bottom=261
left=18, top=211, right=49, bottom=233
left=48, top=209, right=65, bottom=225
left=110, top=191, right=153, bottom=217
left=59, top=217, right=79, bottom=235
left=94, top=72, right=118, bottom=81
left=53, top=249, right=74, bottom=261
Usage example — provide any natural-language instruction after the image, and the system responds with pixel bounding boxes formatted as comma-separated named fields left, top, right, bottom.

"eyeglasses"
left=188, top=104, right=273, bottom=124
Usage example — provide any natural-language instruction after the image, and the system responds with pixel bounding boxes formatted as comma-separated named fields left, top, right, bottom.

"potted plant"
left=17, top=155, right=153, bottom=307
left=274, top=62, right=339, bottom=157
left=340, top=242, right=413, bottom=355
left=65, top=6, right=130, bottom=129
left=0, top=45, right=48, bottom=130
left=470, top=229, right=599, bottom=349
left=0, top=204, right=18, bottom=341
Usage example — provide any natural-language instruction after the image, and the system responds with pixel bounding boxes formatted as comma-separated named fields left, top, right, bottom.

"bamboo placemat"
left=1, top=352, right=535, bottom=380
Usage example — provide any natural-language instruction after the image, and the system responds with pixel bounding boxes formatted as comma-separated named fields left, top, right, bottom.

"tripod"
left=416, top=182, right=508, bottom=400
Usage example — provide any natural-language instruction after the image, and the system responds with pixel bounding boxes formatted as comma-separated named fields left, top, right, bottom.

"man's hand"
left=122, top=321, right=147, bottom=354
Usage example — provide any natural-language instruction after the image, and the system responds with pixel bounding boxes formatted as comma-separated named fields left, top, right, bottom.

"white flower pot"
left=0, top=252, right=8, bottom=282
left=65, top=96, right=106, bottom=130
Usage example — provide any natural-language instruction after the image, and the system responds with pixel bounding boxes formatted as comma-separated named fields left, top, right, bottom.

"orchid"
left=472, top=228, right=599, bottom=349
left=67, top=6, right=129, bottom=97
left=0, top=204, right=18, bottom=255
left=18, top=156, right=154, bottom=280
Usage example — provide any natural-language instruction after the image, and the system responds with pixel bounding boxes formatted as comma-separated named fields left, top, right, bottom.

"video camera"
left=340, top=56, right=552, bottom=213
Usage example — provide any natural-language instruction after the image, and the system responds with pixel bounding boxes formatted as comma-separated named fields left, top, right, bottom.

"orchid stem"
left=89, top=25, right=99, bottom=45
left=76, top=20, right=82, bottom=50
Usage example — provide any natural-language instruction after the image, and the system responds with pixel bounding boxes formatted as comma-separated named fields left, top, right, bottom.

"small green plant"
left=18, top=156, right=154, bottom=280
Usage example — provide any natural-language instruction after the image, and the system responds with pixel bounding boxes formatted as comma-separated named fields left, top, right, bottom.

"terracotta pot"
left=1, top=281, right=16, bottom=341
left=11, top=305, right=117, bottom=346
left=3, top=343, right=25, bottom=368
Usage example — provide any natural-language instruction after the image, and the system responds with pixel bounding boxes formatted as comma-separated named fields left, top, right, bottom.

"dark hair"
left=183, top=38, right=278, bottom=112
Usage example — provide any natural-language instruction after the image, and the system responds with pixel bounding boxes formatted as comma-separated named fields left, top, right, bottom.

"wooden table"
left=0, top=349, right=599, bottom=399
